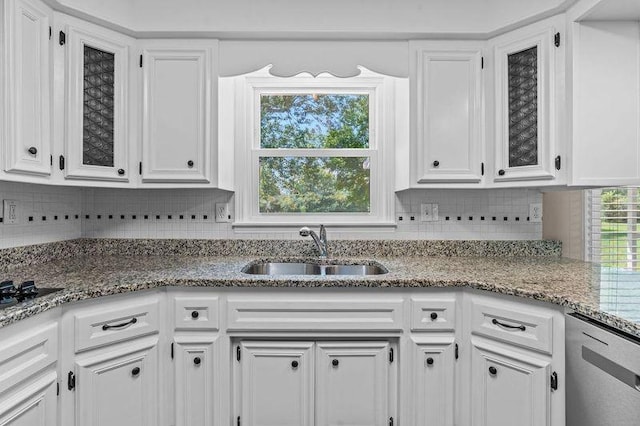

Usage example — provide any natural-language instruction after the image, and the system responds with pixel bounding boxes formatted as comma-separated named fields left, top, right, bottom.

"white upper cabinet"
left=60, top=15, right=133, bottom=182
left=1, top=0, right=52, bottom=176
left=140, top=40, right=217, bottom=183
left=409, top=41, right=485, bottom=185
left=567, top=15, right=640, bottom=186
left=490, top=16, right=565, bottom=184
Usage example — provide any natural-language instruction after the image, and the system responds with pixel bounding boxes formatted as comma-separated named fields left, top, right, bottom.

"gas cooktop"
left=0, top=280, right=63, bottom=309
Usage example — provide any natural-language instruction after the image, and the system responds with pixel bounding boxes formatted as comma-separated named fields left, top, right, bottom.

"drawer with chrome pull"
left=73, top=295, right=160, bottom=353
left=469, top=296, right=554, bottom=354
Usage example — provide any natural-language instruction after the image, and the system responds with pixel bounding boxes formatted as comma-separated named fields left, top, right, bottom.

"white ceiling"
left=45, top=0, right=580, bottom=38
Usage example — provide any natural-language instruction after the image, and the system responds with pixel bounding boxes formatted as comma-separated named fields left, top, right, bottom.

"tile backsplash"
left=0, top=182, right=82, bottom=249
left=0, top=182, right=542, bottom=248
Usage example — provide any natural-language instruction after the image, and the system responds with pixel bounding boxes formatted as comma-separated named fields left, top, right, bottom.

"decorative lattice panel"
left=83, top=45, right=115, bottom=167
left=507, top=46, right=538, bottom=168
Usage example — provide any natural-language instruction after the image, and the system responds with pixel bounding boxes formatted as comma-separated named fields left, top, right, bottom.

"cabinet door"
left=0, top=372, right=57, bottom=426
left=471, top=339, right=551, bottom=426
left=239, top=341, right=314, bottom=426
left=62, top=17, right=132, bottom=181
left=74, top=336, right=159, bottom=426
left=174, top=336, right=217, bottom=426
left=2, top=0, right=51, bottom=175
left=141, top=43, right=216, bottom=183
left=411, top=42, right=484, bottom=183
left=492, top=17, right=562, bottom=183
left=316, top=341, right=391, bottom=426
left=412, top=337, right=456, bottom=426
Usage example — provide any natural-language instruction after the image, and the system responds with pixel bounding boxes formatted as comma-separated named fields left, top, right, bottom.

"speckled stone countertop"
left=1, top=239, right=636, bottom=339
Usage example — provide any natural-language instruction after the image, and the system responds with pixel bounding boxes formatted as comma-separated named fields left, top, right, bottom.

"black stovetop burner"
left=0, top=280, right=63, bottom=309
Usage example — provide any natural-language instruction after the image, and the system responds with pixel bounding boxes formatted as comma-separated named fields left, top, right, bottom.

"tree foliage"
left=259, top=94, right=370, bottom=213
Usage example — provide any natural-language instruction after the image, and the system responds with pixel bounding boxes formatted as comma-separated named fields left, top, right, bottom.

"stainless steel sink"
left=242, top=261, right=387, bottom=276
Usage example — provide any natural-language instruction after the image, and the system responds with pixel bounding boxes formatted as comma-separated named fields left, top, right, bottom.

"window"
left=586, top=187, right=640, bottom=322
left=232, top=67, right=399, bottom=227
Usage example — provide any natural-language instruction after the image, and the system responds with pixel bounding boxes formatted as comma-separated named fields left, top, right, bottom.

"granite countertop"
left=2, top=245, right=636, bottom=338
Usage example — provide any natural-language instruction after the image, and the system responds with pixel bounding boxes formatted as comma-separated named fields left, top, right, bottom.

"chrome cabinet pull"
left=492, top=318, right=526, bottom=331
left=102, top=317, right=137, bottom=331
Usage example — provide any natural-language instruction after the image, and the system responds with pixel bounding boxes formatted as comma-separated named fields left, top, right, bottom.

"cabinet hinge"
left=481, top=57, right=484, bottom=69
left=389, top=417, right=394, bottom=426
left=59, top=155, right=65, bottom=170
left=49, top=26, right=52, bottom=40
left=50, top=155, right=53, bottom=166
left=67, top=371, right=75, bottom=391
left=171, top=342, right=174, bottom=359
left=236, top=346, right=241, bottom=362
left=455, top=343, right=459, bottom=360
left=389, top=347, right=394, bottom=363
left=56, top=382, right=59, bottom=396
left=551, top=371, right=558, bottom=391
left=554, top=32, right=561, bottom=47
left=139, top=54, right=143, bottom=68
left=139, top=161, right=142, bottom=175
left=59, top=31, right=66, bottom=46
left=237, top=416, right=241, bottom=426
left=481, top=162, right=484, bottom=176
left=555, top=155, right=561, bottom=170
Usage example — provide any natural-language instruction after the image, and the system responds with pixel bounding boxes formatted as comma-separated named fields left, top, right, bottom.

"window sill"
left=232, top=221, right=397, bottom=231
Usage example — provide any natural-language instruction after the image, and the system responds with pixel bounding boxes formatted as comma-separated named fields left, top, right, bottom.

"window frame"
left=233, top=67, right=397, bottom=228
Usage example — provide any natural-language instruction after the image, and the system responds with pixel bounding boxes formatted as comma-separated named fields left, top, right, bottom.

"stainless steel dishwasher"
left=566, top=313, right=640, bottom=426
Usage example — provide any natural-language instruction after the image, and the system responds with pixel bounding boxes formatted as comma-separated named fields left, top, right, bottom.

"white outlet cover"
left=420, top=203, right=438, bottom=222
left=215, top=203, right=231, bottom=223
left=529, top=203, right=543, bottom=223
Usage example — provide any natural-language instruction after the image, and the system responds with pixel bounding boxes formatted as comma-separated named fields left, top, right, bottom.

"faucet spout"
left=299, top=225, right=329, bottom=258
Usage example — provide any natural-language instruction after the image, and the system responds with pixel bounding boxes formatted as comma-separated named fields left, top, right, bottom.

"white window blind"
left=586, top=187, right=640, bottom=322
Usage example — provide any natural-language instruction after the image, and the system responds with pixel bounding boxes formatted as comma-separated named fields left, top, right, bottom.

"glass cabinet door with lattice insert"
left=491, top=16, right=563, bottom=184
left=60, top=15, right=133, bottom=182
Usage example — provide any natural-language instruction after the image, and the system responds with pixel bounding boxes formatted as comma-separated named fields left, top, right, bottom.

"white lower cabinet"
left=237, top=340, right=395, bottom=426
left=173, top=336, right=217, bottom=426
left=0, top=374, right=57, bottom=426
left=470, top=339, right=552, bottom=426
left=412, top=337, right=456, bottom=426
left=239, top=341, right=314, bottom=426
left=73, top=336, right=159, bottom=426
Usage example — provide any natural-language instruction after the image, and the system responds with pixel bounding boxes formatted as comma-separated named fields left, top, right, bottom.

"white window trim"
left=231, top=66, right=398, bottom=228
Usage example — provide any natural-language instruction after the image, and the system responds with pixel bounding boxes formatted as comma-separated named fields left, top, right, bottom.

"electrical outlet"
left=215, top=203, right=231, bottom=223
left=420, top=203, right=439, bottom=222
left=529, top=203, right=543, bottom=222
left=2, top=200, right=18, bottom=224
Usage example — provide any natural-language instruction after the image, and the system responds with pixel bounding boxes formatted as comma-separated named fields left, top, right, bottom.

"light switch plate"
left=420, top=203, right=439, bottom=222
left=2, top=200, right=18, bottom=224
left=215, top=203, right=231, bottom=223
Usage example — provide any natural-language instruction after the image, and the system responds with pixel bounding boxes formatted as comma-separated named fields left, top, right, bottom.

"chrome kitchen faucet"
left=299, top=225, right=328, bottom=258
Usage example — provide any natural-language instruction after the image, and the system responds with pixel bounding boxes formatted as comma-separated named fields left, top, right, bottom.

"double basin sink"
left=242, top=261, right=388, bottom=276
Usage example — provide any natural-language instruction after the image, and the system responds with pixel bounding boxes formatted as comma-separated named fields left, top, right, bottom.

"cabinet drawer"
left=227, top=298, right=404, bottom=331
left=410, top=298, right=456, bottom=331
left=173, top=296, right=219, bottom=331
left=470, top=298, right=553, bottom=354
left=74, top=297, right=160, bottom=353
left=0, top=322, right=57, bottom=395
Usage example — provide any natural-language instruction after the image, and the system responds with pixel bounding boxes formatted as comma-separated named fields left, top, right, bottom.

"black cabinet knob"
left=498, top=169, right=505, bottom=176
left=332, top=359, right=339, bottom=367
left=191, top=311, right=199, bottom=319
left=430, top=312, right=438, bottom=320
left=426, top=357, right=434, bottom=365
left=117, top=169, right=125, bottom=175
left=132, top=367, right=141, bottom=376
left=291, top=361, right=299, bottom=368
left=433, top=160, right=440, bottom=167
left=194, top=357, right=201, bottom=365
left=187, top=160, right=194, bottom=167
left=489, top=366, right=497, bottom=375
left=28, top=147, right=37, bottom=155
